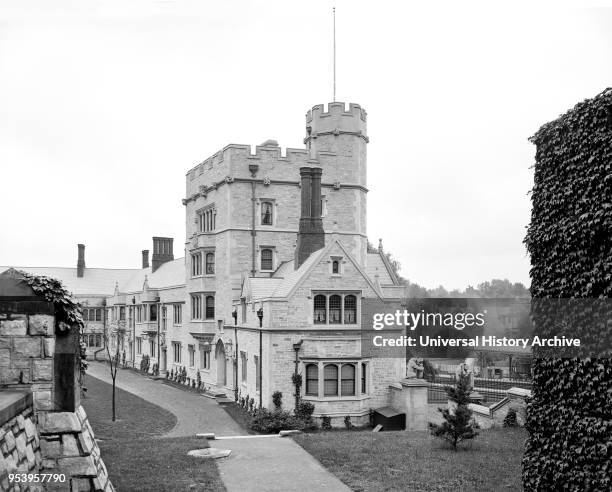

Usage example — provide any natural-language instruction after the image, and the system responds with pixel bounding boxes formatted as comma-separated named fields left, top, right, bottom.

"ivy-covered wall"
left=523, top=89, right=612, bottom=489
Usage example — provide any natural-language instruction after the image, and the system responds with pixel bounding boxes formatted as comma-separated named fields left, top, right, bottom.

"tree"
left=104, top=331, right=121, bottom=422
left=429, top=373, right=479, bottom=450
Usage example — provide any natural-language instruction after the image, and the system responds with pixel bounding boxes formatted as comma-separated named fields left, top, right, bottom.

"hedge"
left=523, top=88, right=612, bottom=490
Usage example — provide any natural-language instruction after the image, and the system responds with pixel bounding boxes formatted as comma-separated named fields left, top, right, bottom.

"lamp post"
left=232, top=309, right=238, bottom=326
left=256, top=307, right=263, bottom=408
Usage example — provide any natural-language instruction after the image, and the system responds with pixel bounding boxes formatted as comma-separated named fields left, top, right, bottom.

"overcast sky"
left=1, top=0, right=611, bottom=290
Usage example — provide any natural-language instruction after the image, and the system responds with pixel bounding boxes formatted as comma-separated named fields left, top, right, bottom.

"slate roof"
left=0, top=266, right=141, bottom=297
left=0, top=258, right=186, bottom=297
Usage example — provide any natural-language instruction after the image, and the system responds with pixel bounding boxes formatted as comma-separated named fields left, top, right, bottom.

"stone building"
left=3, top=102, right=422, bottom=427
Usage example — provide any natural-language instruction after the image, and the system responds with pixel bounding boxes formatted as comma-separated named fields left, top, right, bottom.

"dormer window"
left=261, top=201, right=274, bottom=225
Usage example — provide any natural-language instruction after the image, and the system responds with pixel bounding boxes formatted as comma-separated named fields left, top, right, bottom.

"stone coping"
left=0, top=390, right=32, bottom=425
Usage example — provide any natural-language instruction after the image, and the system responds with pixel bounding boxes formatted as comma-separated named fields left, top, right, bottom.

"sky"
left=1, top=0, right=611, bottom=290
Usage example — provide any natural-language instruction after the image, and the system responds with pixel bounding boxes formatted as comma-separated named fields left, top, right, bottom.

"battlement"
left=306, top=102, right=367, bottom=138
left=185, top=143, right=316, bottom=178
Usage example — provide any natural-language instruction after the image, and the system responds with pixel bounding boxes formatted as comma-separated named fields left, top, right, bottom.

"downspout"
left=259, top=328, right=263, bottom=409
left=249, top=164, right=259, bottom=277
left=234, top=327, right=239, bottom=401
left=157, top=301, right=161, bottom=370
left=132, top=303, right=136, bottom=368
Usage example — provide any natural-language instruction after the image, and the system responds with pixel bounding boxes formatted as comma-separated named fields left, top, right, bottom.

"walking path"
left=215, top=436, right=351, bottom=492
left=86, top=361, right=243, bottom=437
left=87, top=361, right=351, bottom=491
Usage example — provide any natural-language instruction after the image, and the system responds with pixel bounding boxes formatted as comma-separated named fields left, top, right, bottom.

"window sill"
left=302, top=395, right=370, bottom=402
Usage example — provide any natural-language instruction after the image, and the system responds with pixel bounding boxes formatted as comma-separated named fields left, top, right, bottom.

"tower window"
left=197, top=206, right=216, bottom=232
left=205, top=295, right=215, bottom=320
left=205, top=252, right=215, bottom=274
left=261, top=201, right=274, bottom=225
left=261, top=248, right=274, bottom=271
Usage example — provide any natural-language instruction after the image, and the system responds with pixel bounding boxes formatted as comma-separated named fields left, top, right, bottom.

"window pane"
left=329, top=295, right=341, bottom=324
left=261, top=248, right=273, bottom=270
left=344, top=295, right=357, bottom=324
left=341, top=364, right=355, bottom=396
left=261, top=202, right=273, bottom=225
left=314, top=295, right=327, bottom=324
left=205, top=296, right=215, bottom=319
left=323, top=364, right=338, bottom=396
left=361, top=363, right=367, bottom=394
left=306, top=364, right=318, bottom=395
left=206, top=253, right=215, bottom=274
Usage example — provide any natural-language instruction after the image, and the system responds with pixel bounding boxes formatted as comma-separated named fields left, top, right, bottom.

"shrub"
left=344, top=416, right=353, bottom=430
left=272, top=391, right=283, bottom=410
left=429, top=373, right=479, bottom=450
left=503, top=408, right=518, bottom=428
left=295, top=401, right=314, bottom=420
left=249, top=409, right=305, bottom=434
left=523, top=88, right=612, bottom=490
left=321, top=415, right=332, bottom=430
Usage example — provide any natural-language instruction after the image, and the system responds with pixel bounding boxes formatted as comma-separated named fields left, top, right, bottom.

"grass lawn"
left=83, top=375, right=226, bottom=491
left=294, top=428, right=527, bottom=492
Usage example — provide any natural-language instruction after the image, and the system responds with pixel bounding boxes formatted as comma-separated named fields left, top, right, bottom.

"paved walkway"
left=86, top=361, right=243, bottom=437
left=87, top=361, right=351, bottom=491
left=215, top=436, right=351, bottom=492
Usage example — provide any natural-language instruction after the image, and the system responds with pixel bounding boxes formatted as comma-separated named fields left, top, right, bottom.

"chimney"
left=142, top=250, right=150, bottom=269
left=294, top=167, right=325, bottom=269
left=151, top=237, right=174, bottom=273
left=77, top=244, right=85, bottom=278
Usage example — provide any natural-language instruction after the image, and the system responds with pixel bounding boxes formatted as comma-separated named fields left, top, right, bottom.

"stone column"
left=390, top=378, right=429, bottom=431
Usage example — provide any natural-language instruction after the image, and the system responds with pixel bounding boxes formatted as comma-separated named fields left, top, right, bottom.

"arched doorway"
left=215, top=340, right=226, bottom=386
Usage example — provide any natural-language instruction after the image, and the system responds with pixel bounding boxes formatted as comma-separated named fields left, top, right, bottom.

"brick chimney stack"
left=77, top=244, right=85, bottom=278
left=151, top=237, right=174, bottom=273
left=142, top=250, right=150, bottom=269
left=294, top=167, right=325, bottom=269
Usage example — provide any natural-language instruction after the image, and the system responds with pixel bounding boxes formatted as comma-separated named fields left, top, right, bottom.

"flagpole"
left=333, top=6, right=336, bottom=102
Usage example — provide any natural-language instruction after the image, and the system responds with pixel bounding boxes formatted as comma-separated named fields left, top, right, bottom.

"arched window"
left=205, top=253, right=215, bottom=274
left=305, top=364, right=319, bottom=396
left=89, top=334, right=95, bottom=347
left=96, top=309, right=102, bottom=321
left=95, top=334, right=102, bottom=347
left=150, top=304, right=157, bottom=322
left=205, top=296, right=215, bottom=320
left=261, top=201, right=273, bottom=225
left=314, top=295, right=327, bottom=324
left=323, top=364, right=338, bottom=396
left=329, top=295, right=342, bottom=324
left=341, top=364, right=356, bottom=396
left=361, top=363, right=367, bottom=394
left=344, top=295, right=357, bottom=324
left=332, top=260, right=339, bottom=274
left=261, top=248, right=273, bottom=271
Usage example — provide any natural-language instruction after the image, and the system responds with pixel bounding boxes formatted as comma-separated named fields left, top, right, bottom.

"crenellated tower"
left=305, top=102, right=368, bottom=188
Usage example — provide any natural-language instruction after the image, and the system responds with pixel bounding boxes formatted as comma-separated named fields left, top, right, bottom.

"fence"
left=425, top=373, right=532, bottom=403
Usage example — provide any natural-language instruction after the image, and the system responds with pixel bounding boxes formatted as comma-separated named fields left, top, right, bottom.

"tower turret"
left=304, top=102, right=368, bottom=186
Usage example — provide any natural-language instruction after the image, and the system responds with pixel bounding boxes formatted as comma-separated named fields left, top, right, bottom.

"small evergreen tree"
left=429, top=373, right=479, bottom=450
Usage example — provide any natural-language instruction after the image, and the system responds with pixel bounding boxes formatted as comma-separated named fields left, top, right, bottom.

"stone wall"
left=1, top=311, right=55, bottom=412
left=0, top=392, right=41, bottom=491
left=38, top=406, right=113, bottom=491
